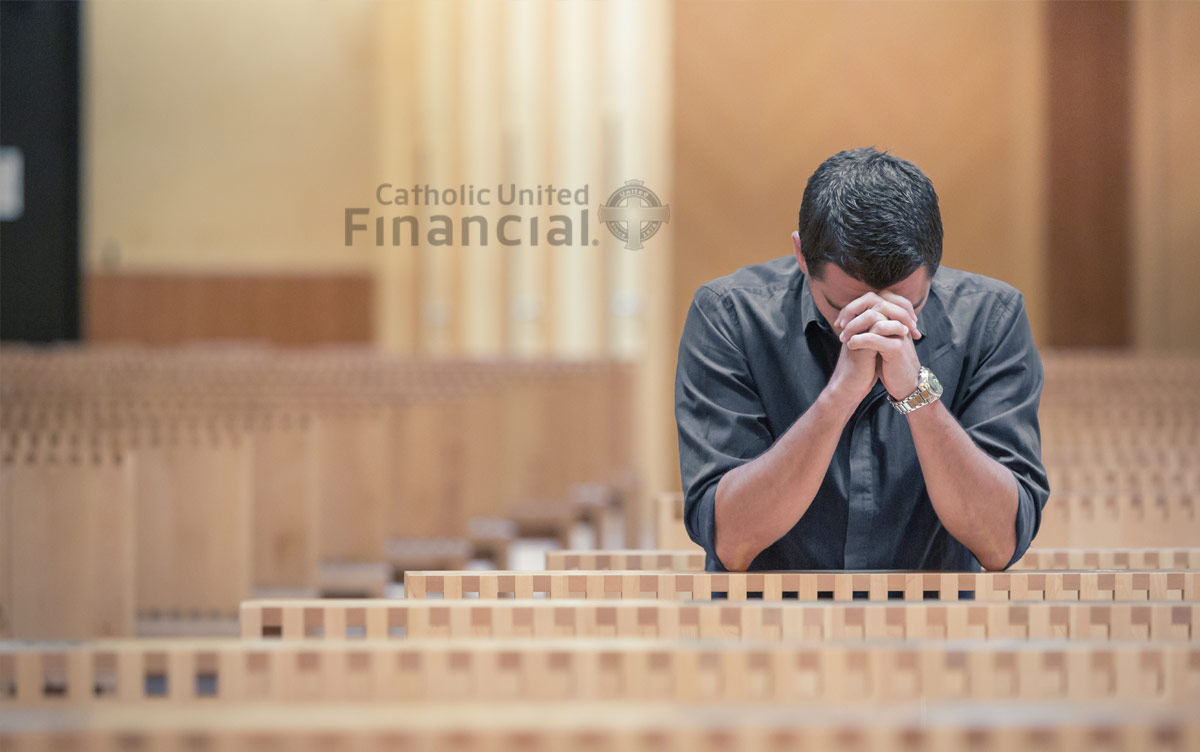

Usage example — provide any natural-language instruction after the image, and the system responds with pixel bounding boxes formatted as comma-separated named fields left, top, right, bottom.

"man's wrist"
left=886, top=372, right=921, bottom=401
left=817, top=383, right=861, bottom=423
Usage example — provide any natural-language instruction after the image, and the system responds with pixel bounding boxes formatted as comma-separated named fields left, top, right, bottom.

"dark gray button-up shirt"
left=675, top=255, right=1049, bottom=572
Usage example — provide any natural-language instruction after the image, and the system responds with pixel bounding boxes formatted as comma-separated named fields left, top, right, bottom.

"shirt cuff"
left=1002, top=478, right=1041, bottom=570
left=686, top=482, right=728, bottom=572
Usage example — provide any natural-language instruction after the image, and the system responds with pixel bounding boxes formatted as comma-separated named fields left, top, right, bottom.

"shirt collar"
left=799, top=272, right=835, bottom=337
left=913, top=269, right=952, bottom=358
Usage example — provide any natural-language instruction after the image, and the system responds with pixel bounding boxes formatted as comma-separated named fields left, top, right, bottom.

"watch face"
left=926, top=370, right=943, bottom=396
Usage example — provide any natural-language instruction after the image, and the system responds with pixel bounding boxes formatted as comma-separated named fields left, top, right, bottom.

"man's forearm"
left=713, top=388, right=856, bottom=571
left=905, top=400, right=1019, bottom=570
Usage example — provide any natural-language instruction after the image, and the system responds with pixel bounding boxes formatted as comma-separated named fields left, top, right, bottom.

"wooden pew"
left=3, top=639, right=1196, bottom=706
left=239, top=600, right=1200, bottom=642
left=402, top=570, right=1200, bottom=602
left=246, top=410, right=321, bottom=596
left=656, top=491, right=700, bottom=551
left=0, top=347, right=640, bottom=617
left=1035, top=493, right=1198, bottom=548
left=0, top=433, right=135, bottom=639
left=1017, top=548, right=1200, bottom=571
left=548, top=549, right=707, bottom=571
left=545, top=548, right=1200, bottom=572
left=1, top=701, right=1194, bottom=751
left=132, top=424, right=252, bottom=620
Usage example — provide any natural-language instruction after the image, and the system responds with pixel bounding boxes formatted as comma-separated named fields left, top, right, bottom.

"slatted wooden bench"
left=0, top=349, right=639, bottom=635
left=1036, top=493, right=1199, bottom=548
left=3, top=639, right=1196, bottom=706
left=545, top=548, right=1200, bottom=572
left=239, top=600, right=1200, bottom=642
left=402, top=570, right=1200, bottom=602
left=0, top=437, right=135, bottom=640
left=547, top=549, right=707, bottom=571
left=1019, top=548, right=1200, bottom=571
left=1, top=702, right=1194, bottom=751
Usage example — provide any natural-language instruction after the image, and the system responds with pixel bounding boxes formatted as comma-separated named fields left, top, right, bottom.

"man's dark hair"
left=797, top=147, right=943, bottom=289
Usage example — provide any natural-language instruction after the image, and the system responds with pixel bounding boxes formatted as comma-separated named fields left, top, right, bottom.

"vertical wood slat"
left=1046, top=0, right=1133, bottom=347
left=1, top=438, right=135, bottom=639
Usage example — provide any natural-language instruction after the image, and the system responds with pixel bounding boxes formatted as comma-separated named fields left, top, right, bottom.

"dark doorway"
left=0, top=0, right=81, bottom=342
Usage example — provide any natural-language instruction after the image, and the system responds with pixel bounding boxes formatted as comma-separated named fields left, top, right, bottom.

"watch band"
left=888, top=366, right=942, bottom=414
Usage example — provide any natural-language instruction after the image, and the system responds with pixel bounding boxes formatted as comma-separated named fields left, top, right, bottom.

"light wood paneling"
left=1132, top=1, right=1200, bottom=353
left=1046, top=1, right=1132, bottom=348
left=86, top=274, right=372, bottom=345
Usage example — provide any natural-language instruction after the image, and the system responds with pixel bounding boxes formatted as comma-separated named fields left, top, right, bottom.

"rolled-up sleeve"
left=954, top=290, right=1051, bottom=569
left=674, top=286, right=775, bottom=569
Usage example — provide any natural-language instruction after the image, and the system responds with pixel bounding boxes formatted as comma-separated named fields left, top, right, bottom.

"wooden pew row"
left=0, top=441, right=134, bottom=640
left=548, top=549, right=707, bottom=572
left=1046, top=467, right=1200, bottom=494
left=655, top=491, right=702, bottom=551
left=1036, top=493, right=1199, bottom=548
left=545, top=548, right=1200, bottom=573
left=2, top=639, right=1197, bottom=706
left=1, top=427, right=253, bottom=633
left=403, top=570, right=1200, bottom=602
left=1, top=352, right=637, bottom=561
left=1017, top=549, right=1200, bottom=571
left=3, top=397, right=440, bottom=598
left=239, top=600, right=1200, bottom=642
left=0, top=351, right=637, bottom=636
left=2, top=701, right=1195, bottom=752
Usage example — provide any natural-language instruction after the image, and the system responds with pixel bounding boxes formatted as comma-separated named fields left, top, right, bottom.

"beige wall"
left=84, top=0, right=380, bottom=273
left=1132, top=1, right=1200, bottom=353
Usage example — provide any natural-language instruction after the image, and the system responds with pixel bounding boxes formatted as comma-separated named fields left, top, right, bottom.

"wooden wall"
left=1046, top=1, right=1132, bottom=349
left=1132, top=1, right=1200, bottom=354
left=87, top=274, right=372, bottom=345
left=671, top=0, right=1048, bottom=347
left=670, top=0, right=1200, bottom=358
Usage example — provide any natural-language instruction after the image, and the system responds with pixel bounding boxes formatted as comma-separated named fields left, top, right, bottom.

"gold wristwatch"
left=888, top=366, right=943, bottom=414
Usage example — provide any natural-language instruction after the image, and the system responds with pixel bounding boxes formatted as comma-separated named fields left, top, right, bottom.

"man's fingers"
left=878, top=290, right=916, bottom=318
left=868, top=319, right=909, bottom=339
left=878, top=291, right=921, bottom=338
left=838, top=309, right=886, bottom=342
left=846, top=332, right=902, bottom=354
left=868, top=299, right=920, bottom=339
left=836, top=292, right=921, bottom=339
left=835, top=293, right=882, bottom=330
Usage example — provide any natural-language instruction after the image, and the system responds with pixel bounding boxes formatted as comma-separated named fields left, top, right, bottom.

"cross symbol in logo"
left=598, top=180, right=670, bottom=250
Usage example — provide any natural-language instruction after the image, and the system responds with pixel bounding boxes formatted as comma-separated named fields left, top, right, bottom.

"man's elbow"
left=978, top=540, right=1018, bottom=572
left=714, top=534, right=755, bottom=572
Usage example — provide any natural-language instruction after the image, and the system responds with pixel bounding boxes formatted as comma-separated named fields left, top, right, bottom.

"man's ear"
left=791, top=232, right=808, bottom=275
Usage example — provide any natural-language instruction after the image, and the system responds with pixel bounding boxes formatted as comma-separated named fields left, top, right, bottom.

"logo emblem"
left=597, top=180, right=670, bottom=250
